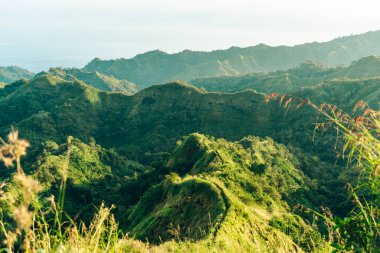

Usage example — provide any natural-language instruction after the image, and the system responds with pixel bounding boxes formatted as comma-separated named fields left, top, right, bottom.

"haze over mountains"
left=0, top=66, right=34, bottom=84
left=2, top=30, right=380, bottom=92
left=84, top=30, right=380, bottom=87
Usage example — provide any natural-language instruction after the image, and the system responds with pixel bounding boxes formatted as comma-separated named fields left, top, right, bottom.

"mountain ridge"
left=192, top=55, right=380, bottom=94
left=2, top=73, right=379, bottom=163
left=0, top=69, right=372, bottom=251
left=39, top=67, right=139, bottom=94
left=0, top=66, right=34, bottom=83
left=84, top=30, right=380, bottom=87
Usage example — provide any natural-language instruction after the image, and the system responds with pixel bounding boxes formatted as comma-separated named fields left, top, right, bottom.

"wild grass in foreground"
left=267, top=94, right=380, bottom=252
left=0, top=132, right=138, bottom=253
left=0, top=132, right=221, bottom=253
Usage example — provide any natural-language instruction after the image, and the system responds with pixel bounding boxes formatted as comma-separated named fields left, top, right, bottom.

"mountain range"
left=0, top=70, right=367, bottom=251
left=84, top=30, right=380, bottom=87
left=1, top=30, right=380, bottom=252
left=192, top=55, right=380, bottom=93
left=0, top=66, right=34, bottom=84
left=42, top=67, right=138, bottom=94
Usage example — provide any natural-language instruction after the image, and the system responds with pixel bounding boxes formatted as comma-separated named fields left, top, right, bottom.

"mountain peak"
left=136, top=81, right=205, bottom=97
left=350, top=55, right=380, bottom=66
left=0, top=66, right=34, bottom=84
left=136, top=49, right=168, bottom=58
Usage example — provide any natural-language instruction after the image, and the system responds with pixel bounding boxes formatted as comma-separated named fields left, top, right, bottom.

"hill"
left=0, top=66, right=34, bottom=83
left=124, top=133, right=328, bottom=252
left=1, top=74, right=379, bottom=160
left=31, top=137, right=145, bottom=222
left=12, top=132, right=331, bottom=252
left=192, top=56, right=380, bottom=94
left=41, top=67, right=138, bottom=94
left=83, top=30, right=380, bottom=87
left=331, top=55, right=380, bottom=79
left=0, top=73, right=375, bottom=251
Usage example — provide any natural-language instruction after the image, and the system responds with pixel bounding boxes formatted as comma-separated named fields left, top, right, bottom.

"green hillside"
left=84, top=30, right=380, bottom=87
left=4, top=132, right=333, bottom=252
left=0, top=74, right=366, bottom=205
left=31, top=138, right=145, bottom=221
left=41, top=67, right=138, bottom=94
left=192, top=56, right=380, bottom=94
left=0, top=66, right=34, bottom=83
left=1, top=73, right=378, bottom=160
left=125, top=133, right=329, bottom=252
left=0, top=69, right=378, bottom=252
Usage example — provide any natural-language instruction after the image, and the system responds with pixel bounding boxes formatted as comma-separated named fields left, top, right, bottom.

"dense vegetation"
left=0, top=131, right=332, bottom=252
left=43, top=68, right=139, bottom=94
left=192, top=56, right=380, bottom=94
left=1, top=34, right=380, bottom=252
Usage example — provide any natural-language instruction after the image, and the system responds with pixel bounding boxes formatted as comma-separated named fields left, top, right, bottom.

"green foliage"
left=32, top=137, right=145, bottom=222
left=124, top=133, right=328, bottom=251
left=1, top=51, right=380, bottom=252
left=315, top=103, right=380, bottom=252
left=0, top=130, right=331, bottom=252
left=269, top=214, right=325, bottom=252
left=0, top=72, right=378, bottom=166
left=0, top=75, right=361, bottom=218
left=267, top=92, right=380, bottom=252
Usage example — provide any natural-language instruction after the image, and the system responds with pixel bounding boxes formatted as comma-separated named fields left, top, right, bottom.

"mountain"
left=41, top=67, right=138, bottom=94
left=84, top=30, right=380, bottom=87
left=192, top=56, right=380, bottom=94
left=124, top=133, right=327, bottom=252
left=23, top=132, right=329, bottom=252
left=0, top=74, right=370, bottom=200
left=2, top=73, right=379, bottom=160
left=0, top=66, right=34, bottom=83
left=1, top=72, right=375, bottom=251
left=331, top=55, right=380, bottom=79
left=32, top=137, right=145, bottom=222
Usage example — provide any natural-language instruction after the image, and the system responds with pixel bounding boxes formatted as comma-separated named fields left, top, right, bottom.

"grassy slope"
left=125, top=134, right=328, bottom=252
left=0, top=134, right=332, bottom=252
left=24, top=133, right=330, bottom=252
left=24, top=138, right=145, bottom=221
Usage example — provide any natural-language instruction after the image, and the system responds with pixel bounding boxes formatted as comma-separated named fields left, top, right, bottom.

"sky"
left=0, top=0, right=379, bottom=72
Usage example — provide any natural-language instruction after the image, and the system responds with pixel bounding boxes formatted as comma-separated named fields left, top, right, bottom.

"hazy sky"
left=0, top=0, right=379, bottom=72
